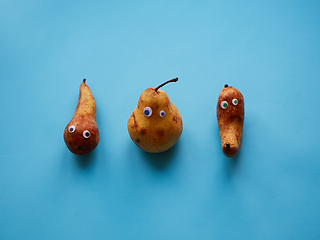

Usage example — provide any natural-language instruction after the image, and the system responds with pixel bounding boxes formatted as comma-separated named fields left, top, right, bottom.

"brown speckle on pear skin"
left=156, top=129, right=164, bottom=138
left=173, top=116, right=177, bottom=122
left=140, top=128, right=147, bottom=134
left=135, top=138, right=140, bottom=143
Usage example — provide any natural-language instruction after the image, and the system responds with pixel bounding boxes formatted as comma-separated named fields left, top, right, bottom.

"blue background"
left=1, top=0, right=320, bottom=239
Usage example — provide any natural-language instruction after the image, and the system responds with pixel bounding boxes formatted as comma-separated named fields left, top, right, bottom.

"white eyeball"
left=83, top=130, right=91, bottom=139
left=232, top=99, right=239, bottom=105
left=143, top=106, right=152, bottom=117
left=159, top=110, right=166, bottom=117
left=68, top=125, right=76, bottom=133
left=221, top=101, right=228, bottom=109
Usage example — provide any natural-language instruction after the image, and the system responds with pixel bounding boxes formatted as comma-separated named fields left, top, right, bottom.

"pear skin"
left=64, top=79, right=99, bottom=155
left=217, top=84, right=244, bottom=157
left=127, top=78, right=183, bottom=153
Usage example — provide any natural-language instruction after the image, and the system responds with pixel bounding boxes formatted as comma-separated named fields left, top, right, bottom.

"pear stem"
left=83, top=78, right=86, bottom=83
left=155, top=77, right=178, bottom=92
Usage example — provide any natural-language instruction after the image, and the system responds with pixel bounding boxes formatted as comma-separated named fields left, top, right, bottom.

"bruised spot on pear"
left=156, top=129, right=165, bottom=138
left=77, top=146, right=84, bottom=151
left=63, top=79, right=100, bottom=155
left=217, top=84, right=244, bottom=157
left=127, top=78, right=183, bottom=153
left=131, top=112, right=138, bottom=129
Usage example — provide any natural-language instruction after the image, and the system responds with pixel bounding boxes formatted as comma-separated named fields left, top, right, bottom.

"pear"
left=217, top=84, right=244, bottom=157
left=127, top=78, right=183, bottom=153
left=64, top=79, right=99, bottom=155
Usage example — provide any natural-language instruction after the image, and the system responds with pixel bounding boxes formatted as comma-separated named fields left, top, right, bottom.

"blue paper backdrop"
left=1, top=0, right=320, bottom=239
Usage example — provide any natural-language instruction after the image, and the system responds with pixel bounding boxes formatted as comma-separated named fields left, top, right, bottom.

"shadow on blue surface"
left=73, top=150, right=97, bottom=169
left=223, top=152, right=241, bottom=181
left=140, top=141, right=180, bottom=170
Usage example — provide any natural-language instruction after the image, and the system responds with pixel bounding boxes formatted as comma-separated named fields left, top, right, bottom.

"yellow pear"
left=217, top=84, right=244, bottom=157
left=127, top=78, right=183, bottom=153
left=64, top=79, right=100, bottom=155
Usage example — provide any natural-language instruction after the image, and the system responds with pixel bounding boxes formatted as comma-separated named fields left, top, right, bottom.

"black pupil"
left=86, top=132, right=90, bottom=136
left=70, top=127, right=73, bottom=131
left=145, top=110, right=149, bottom=115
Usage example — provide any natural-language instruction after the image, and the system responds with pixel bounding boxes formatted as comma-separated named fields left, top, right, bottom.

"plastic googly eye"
left=159, top=110, right=166, bottom=117
left=83, top=130, right=91, bottom=139
left=221, top=101, right=228, bottom=109
left=232, top=99, right=238, bottom=105
left=68, top=125, right=76, bottom=133
left=143, top=107, right=152, bottom=117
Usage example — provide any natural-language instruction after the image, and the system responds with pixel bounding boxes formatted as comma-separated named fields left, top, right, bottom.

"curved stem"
left=155, top=77, right=178, bottom=92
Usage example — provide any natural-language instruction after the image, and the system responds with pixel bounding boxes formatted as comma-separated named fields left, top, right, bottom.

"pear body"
left=64, top=80, right=99, bottom=155
left=128, top=88, right=183, bottom=153
left=217, top=85, right=244, bottom=157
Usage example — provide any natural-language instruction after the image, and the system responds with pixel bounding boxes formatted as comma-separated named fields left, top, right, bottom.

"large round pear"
left=127, top=78, right=183, bottom=153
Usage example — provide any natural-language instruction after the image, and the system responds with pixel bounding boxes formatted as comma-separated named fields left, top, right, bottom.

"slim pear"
left=217, top=84, right=244, bottom=157
left=127, top=78, right=183, bottom=153
left=64, top=79, right=99, bottom=155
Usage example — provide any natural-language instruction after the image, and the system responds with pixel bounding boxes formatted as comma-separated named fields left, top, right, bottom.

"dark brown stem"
left=155, top=77, right=178, bottom=92
left=83, top=78, right=86, bottom=83
left=224, top=84, right=228, bottom=88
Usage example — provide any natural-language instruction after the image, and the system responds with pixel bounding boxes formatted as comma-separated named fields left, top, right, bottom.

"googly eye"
left=221, top=101, right=228, bottom=109
left=159, top=110, right=166, bottom=117
left=83, top=130, right=91, bottom=139
left=232, top=99, right=238, bottom=105
left=68, top=125, right=76, bottom=133
left=143, top=106, right=152, bottom=117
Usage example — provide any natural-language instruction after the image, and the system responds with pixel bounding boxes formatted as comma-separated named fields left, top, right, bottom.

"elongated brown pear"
left=127, top=78, right=183, bottom=153
left=217, top=84, right=244, bottom=157
left=64, top=79, right=99, bottom=155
